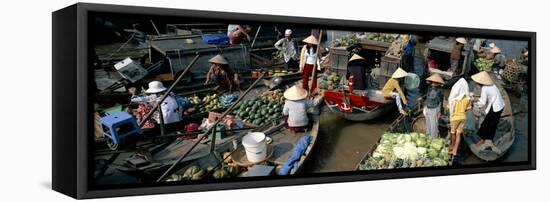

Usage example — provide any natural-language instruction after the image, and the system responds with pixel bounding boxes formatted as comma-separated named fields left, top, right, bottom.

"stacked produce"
left=267, top=69, right=292, bottom=77
left=187, top=93, right=223, bottom=114
left=318, top=71, right=341, bottom=90
left=474, top=57, right=494, bottom=72
left=165, top=154, right=242, bottom=181
left=363, top=32, right=398, bottom=43
left=385, top=35, right=410, bottom=58
left=232, top=90, right=284, bottom=126
left=332, top=34, right=359, bottom=47
left=359, top=132, right=450, bottom=170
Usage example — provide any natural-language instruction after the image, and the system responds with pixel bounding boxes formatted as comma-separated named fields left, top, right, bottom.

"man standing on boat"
left=274, top=29, right=299, bottom=71
left=471, top=71, right=504, bottom=154
left=449, top=37, right=466, bottom=75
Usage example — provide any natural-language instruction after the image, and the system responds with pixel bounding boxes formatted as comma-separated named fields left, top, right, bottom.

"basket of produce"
left=358, top=132, right=450, bottom=170
left=501, top=60, right=524, bottom=82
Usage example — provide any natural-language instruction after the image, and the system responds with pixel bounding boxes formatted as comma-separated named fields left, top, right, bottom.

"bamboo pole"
left=156, top=74, right=266, bottom=182
left=139, top=55, right=200, bottom=127
left=310, top=30, right=323, bottom=94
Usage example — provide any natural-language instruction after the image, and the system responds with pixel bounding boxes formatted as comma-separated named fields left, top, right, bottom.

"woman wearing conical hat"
left=298, top=35, right=321, bottom=93
left=205, top=54, right=241, bottom=92
left=490, top=45, right=506, bottom=75
left=422, top=73, right=445, bottom=138
left=382, top=68, right=408, bottom=115
left=471, top=71, right=505, bottom=154
left=282, top=85, right=323, bottom=132
left=346, top=54, right=369, bottom=95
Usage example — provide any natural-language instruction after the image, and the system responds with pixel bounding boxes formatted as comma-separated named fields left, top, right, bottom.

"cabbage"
left=430, top=139, right=444, bottom=151
left=359, top=132, right=450, bottom=170
left=415, top=138, right=427, bottom=147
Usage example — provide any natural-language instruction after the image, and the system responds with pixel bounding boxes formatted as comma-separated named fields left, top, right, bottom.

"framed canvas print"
left=52, top=3, right=536, bottom=199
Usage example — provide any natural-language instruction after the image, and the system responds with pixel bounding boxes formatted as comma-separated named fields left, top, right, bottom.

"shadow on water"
left=303, top=106, right=399, bottom=173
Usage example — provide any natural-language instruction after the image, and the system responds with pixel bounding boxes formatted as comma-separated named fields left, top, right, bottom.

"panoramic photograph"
left=91, top=15, right=530, bottom=186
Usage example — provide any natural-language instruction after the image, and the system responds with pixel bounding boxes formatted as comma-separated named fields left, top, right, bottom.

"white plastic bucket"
left=242, top=132, right=267, bottom=163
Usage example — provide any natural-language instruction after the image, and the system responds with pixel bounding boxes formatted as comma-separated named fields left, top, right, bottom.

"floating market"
left=91, top=17, right=530, bottom=186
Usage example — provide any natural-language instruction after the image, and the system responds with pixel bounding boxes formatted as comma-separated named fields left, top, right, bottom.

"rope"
left=106, top=32, right=137, bottom=61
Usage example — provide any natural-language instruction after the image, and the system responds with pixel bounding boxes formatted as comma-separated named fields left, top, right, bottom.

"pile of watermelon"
left=232, top=97, right=283, bottom=126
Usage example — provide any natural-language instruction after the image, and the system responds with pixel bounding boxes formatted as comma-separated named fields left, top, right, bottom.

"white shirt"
left=274, top=38, right=298, bottom=62
left=475, top=84, right=505, bottom=114
left=131, top=93, right=181, bottom=124
left=283, top=97, right=323, bottom=127
left=305, top=47, right=316, bottom=65
left=227, top=24, right=238, bottom=37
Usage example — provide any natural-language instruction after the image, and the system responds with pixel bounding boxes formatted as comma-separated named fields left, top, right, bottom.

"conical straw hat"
left=426, top=73, right=444, bottom=84
left=208, top=54, right=229, bottom=64
left=283, top=85, right=308, bottom=101
left=302, top=35, right=319, bottom=45
left=491, top=46, right=501, bottom=54
left=391, top=68, right=408, bottom=79
left=455, top=37, right=467, bottom=44
left=472, top=71, right=494, bottom=85
left=348, top=54, right=365, bottom=62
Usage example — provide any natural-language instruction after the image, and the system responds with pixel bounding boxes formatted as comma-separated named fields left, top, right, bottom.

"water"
left=303, top=107, right=399, bottom=173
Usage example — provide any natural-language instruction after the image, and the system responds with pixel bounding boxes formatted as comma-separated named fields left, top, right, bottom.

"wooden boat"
left=462, top=73, right=515, bottom=161
left=323, top=90, right=395, bottom=121
left=231, top=116, right=320, bottom=175
left=354, top=72, right=515, bottom=169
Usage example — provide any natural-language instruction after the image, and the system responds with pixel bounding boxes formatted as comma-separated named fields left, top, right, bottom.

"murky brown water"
left=303, top=107, right=399, bottom=173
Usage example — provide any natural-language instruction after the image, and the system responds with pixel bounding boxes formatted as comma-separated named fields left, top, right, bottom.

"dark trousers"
left=284, top=58, right=298, bottom=70
left=478, top=106, right=503, bottom=140
left=302, top=63, right=317, bottom=93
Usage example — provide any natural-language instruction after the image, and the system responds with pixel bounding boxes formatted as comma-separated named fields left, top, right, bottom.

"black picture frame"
left=52, top=3, right=536, bottom=199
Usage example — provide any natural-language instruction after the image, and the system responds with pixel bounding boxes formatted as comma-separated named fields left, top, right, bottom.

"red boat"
left=323, top=90, right=395, bottom=121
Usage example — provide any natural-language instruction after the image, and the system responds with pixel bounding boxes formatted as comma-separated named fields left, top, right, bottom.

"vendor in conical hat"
left=282, top=85, right=323, bottom=132
left=490, top=45, right=506, bottom=74
left=471, top=71, right=504, bottom=154
left=382, top=68, right=408, bottom=115
left=449, top=37, right=467, bottom=75
left=346, top=54, right=370, bottom=95
left=299, top=35, right=321, bottom=93
left=205, top=54, right=241, bottom=92
left=422, top=73, right=445, bottom=139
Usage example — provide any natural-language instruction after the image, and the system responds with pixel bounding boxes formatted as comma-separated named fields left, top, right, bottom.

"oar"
left=156, top=74, right=266, bottom=182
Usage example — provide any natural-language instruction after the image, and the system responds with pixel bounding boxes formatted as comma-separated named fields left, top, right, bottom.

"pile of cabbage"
left=359, top=132, right=450, bottom=170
